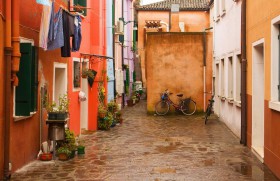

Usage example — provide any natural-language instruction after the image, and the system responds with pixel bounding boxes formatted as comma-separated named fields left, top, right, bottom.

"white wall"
left=212, top=0, right=242, bottom=138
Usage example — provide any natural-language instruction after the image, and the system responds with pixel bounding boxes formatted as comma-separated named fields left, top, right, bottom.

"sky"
left=141, top=0, right=164, bottom=5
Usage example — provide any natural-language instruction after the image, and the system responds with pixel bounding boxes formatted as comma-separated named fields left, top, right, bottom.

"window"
left=15, top=43, right=38, bottom=116
left=220, top=0, right=226, bottom=16
left=73, top=60, right=81, bottom=89
left=73, top=0, right=87, bottom=16
left=270, top=16, right=280, bottom=112
left=228, top=57, right=233, bottom=98
left=216, top=63, right=220, bottom=96
left=235, top=55, right=241, bottom=102
left=221, top=59, right=225, bottom=97
left=214, top=0, right=220, bottom=21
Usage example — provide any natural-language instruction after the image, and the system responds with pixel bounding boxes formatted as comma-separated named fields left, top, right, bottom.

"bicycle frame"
left=161, top=92, right=182, bottom=110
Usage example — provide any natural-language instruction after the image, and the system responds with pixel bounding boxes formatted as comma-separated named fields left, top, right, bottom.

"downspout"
left=240, top=0, right=247, bottom=145
left=113, top=0, right=116, bottom=97
left=160, top=21, right=169, bottom=32
left=203, top=27, right=213, bottom=111
left=121, top=0, right=125, bottom=108
left=4, top=0, right=12, bottom=179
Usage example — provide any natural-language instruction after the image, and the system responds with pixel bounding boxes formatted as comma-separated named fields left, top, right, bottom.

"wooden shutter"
left=31, top=46, right=38, bottom=111
left=16, top=43, right=32, bottom=116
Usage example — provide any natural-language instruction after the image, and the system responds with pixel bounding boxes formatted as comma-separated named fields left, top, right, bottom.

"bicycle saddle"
left=177, top=94, right=183, bottom=97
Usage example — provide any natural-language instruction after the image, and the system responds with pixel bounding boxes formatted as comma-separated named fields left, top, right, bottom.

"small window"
left=73, top=61, right=81, bottom=89
left=235, top=55, right=241, bottom=102
left=216, top=64, right=220, bottom=96
left=220, top=59, right=225, bottom=97
left=228, top=57, right=233, bottom=98
left=15, top=43, right=38, bottom=116
left=73, top=0, right=87, bottom=16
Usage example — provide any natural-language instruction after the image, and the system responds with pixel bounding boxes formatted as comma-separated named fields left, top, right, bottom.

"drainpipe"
left=240, top=0, right=247, bottom=146
left=121, top=0, right=125, bottom=108
left=4, top=0, right=12, bottom=179
left=113, top=0, right=116, bottom=97
left=160, top=21, right=169, bottom=32
left=203, top=27, right=213, bottom=111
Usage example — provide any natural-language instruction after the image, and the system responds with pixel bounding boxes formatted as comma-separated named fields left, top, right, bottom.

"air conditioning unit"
left=115, top=20, right=124, bottom=34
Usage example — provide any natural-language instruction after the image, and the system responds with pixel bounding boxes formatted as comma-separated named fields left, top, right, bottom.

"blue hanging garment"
left=72, top=16, right=82, bottom=52
left=47, top=2, right=64, bottom=50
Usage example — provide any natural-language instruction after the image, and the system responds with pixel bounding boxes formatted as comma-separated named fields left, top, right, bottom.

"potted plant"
left=57, top=146, right=71, bottom=161
left=98, top=112, right=113, bottom=130
left=77, top=139, right=85, bottom=155
left=44, top=94, right=70, bottom=120
left=107, top=100, right=118, bottom=113
left=98, top=106, right=107, bottom=119
left=115, top=111, right=123, bottom=124
left=64, top=129, right=77, bottom=158
left=82, top=69, right=97, bottom=87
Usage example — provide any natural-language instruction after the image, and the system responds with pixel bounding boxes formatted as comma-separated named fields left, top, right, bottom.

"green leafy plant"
left=44, top=94, right=69, bottom=113
left=98, top=112, right=113, bottom=130
left=98, top=105, right=107, bottom=118
left=82, top=68, right=95, bottom=79
left=57, top=146, right=71, bottom=157
left=107, top=100, right=118, bottom=113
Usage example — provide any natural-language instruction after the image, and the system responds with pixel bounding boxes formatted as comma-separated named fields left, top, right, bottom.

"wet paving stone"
left=11, top=101, right=280, bottom=181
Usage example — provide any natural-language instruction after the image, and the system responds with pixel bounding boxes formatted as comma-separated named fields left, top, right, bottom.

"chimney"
left=170, top=4, right=180, bottom=32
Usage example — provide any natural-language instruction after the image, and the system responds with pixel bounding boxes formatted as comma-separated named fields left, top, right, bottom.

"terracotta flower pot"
left=58, top=153, right=68, bottom=161
left=39, top=153, right=52, bottom=161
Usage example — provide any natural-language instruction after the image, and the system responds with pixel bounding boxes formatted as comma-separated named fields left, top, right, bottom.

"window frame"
left=269, top=15, right=280, bottom=112
left=73, top=58, right=81, bottom=91
left=227, top=56, right=233, bottom=99
left=14, top=38, right=38, bottom=120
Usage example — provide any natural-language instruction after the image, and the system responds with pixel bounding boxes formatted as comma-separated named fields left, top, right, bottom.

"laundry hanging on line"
left=39, top=1, right=82, bottom=57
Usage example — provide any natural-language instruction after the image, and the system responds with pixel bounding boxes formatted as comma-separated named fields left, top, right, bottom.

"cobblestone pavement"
left=11, top=101, right=279, bottom=181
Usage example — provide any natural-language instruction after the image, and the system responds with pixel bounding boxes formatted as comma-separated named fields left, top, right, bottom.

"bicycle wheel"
left=181, top=99, right=196, bottom=115
left=155, top=101, right=169, bottom=115
left=205, top=106, right=210, bottom=124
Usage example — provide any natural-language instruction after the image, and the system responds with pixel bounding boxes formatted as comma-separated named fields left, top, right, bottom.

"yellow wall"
left=146, top=33, right=212, bottom=112
left=247, top=0, right=280, bottom=178
left=137, top=11, right=210, bottom=87
left=247, top=0, right=280, bottom=99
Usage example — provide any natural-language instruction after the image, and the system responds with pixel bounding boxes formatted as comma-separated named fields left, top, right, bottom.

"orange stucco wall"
left=137, top=10, right=210, bottom=87
left=146, top=32, right=212, bottom=112
left=247, top=0, right=280, bottom=178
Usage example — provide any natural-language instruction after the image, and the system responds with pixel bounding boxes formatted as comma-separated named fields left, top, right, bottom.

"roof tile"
left=137, top=0, right=210, bottom=11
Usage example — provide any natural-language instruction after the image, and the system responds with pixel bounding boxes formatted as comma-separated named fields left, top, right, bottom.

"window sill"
left=227, top=97, right=234, bottom=104
left=14, top=112, right=36, bottom=122
left=220, top=96, right=226, bottom=101
left=269, top=101, right=280, bottom=112
left=234, top=101, right=241, bottom=108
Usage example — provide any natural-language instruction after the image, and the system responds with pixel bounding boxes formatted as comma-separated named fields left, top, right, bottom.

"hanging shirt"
left=72, top=16, right=82, bottom=52
left=47, top=3, right=64, bottom=50
left=39, top=1, right=52, bottom=50
left=61, top=10, right=75, bottom=57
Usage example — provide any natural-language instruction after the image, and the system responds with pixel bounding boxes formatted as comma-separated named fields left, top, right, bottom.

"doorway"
left=53, top=63, right=67, bottom=104
left=80, top=61, right=89, bottom=131
left=252, top=39, right=265, bottom=162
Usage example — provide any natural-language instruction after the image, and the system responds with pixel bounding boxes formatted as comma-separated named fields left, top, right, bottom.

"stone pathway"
left=11, top=101, right=279, bottom=181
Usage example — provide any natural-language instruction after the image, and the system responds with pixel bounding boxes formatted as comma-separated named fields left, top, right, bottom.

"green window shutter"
left=31, top=46, right=38, bottom=112
left=133, top=29, right=137, bottom=51
left=16, top=43, right=32, bottom=116
left=74, top=0, right=87, bottom=16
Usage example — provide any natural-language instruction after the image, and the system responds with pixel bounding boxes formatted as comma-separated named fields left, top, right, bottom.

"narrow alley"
left=11, top=101, right=279, bottom=181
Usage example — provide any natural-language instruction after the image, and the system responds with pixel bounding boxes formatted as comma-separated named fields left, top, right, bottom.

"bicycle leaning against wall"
left=204, top=95, right=215, bottom=124
left=155, top=89, right=196, bottom=116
